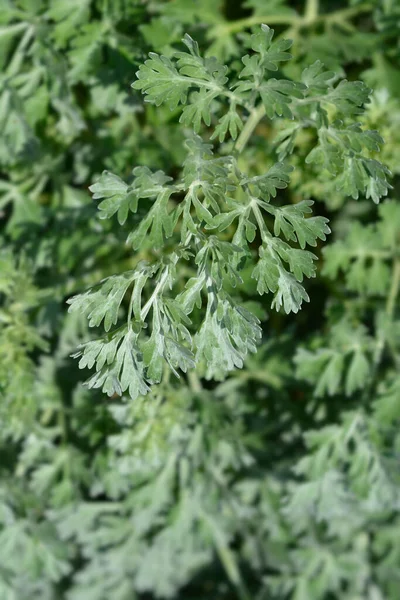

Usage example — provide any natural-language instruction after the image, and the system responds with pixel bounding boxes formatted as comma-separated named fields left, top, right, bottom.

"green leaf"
left=74, top=328, right=151, bottom=400
left=345, top=349, right=370, bottom=396
left=179, top=88, right=216, bottom=132
left=240, top=162, right=293, bottom=200
left=301, top=60, right=335, bottom=94
left=196, top=293, right=261, bottom=379
left=258, top=79, right=305, bottom=119
left=295, top=322, right=373, bottom=397
left=327, top=80, right=371, bottom=116
left=271, top=268, right=309, bottom=314
left=252, top=245, right=280, bottom=295
left=132, top=35, right=228, bottom=112
left=273, top=241, right=318, bottom=282
left=67, top=272, right=135, bottom=332
left=127, top=189, right=177, bottom=249
left=211, top=108, right=243, bottom=142
left=47, top=0, right=91, bottom=47
left=68, top=23, right=104, bottom=83
left=90, top=171, right=138, bottom=225
left=143, top=298, right=195, bottom=381
left=248, top=24, right=292, bottom=71
left=133, top=52, right=190, bottom=110
left=272, top=200, right=330, bottom=249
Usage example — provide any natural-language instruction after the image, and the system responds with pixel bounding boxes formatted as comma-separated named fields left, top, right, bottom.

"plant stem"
left=305, top=0, right=319, bottom=22
left=141, top=268, right=169, bottom=319
left=6, top=25, right=34, bottom=76
left=214, top=13, right=299, bottom=36
left=187, top=370, right=202, bottom=393
left=0, top=21, right=28, bottom=37
left=372, top=258, right=400, bottom=370
left=127, top=284, right=136, bottom=327
left=323, top=3, right=373, bottom=25
left=251, top=200, right=270, bottom=243
left=200, top=510, right=252, bottom=600
left=235, top=104, right=266, bottom=154
left=210, top=2, right=372, bottom=39
left=386, top=259, right=400, bottom=319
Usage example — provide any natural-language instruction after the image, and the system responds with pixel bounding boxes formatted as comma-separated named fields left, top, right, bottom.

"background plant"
left=0, top=1, right=400, bottom=599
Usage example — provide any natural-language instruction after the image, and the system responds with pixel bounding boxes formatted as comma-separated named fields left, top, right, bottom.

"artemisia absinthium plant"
left=68, top=25, right=389, bottom=399
left=1, top=1, right=400, bottom=600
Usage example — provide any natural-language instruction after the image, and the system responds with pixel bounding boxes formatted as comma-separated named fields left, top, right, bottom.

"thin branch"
left=234, top=104, right=266, bottom=154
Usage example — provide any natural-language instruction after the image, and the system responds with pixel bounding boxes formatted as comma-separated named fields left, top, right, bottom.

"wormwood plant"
left=68, top=26, right=388, bottom=397
left=1, top=1, right=400, bottom=600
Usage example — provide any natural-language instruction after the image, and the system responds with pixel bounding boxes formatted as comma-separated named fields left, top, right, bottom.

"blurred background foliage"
left=0, top=0, right=400, bottom=599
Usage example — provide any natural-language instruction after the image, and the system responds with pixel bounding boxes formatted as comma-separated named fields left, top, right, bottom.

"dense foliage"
left=1, top=1, right=400, bottom=598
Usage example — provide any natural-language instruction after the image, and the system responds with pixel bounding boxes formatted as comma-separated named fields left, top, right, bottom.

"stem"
left=199, top=510, right=252, bottom=600
left=235, top=104, right=266, bottom=154
left=6, top=25, right=34, bottom=76
left=214, top=13, right=299, bottom=36
left=371, top=258, right=400, bottom=370
left=386, top=259, right=400, bottom=319
left=323, top=3, right=373, bottom=25
left=175, top=75, right=244, bottom=107
left=0, top=22, right=28, bottom=37
left=209, top=2, right=372, bottom=39
left=127, top=286, right=135, bottom=327
left=251, top=200, right=271, bottom=244
left=305, top=0, right=319, bottom=22
left=187, top=370, right=202, bottom=393
left=141, top=268, right=169, bottom=320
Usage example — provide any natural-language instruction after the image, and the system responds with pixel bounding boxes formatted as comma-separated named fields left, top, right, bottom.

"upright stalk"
left=141, top=268, right=169, bottom=320
left=305, top=0, right=319, bottom=22
left=386, top=259, right=400, bottom=319
left=235, top=104, right=266, bottom=154
left=209, top=1, right=373, bottom=42
left=371, top=258, right=400, bottom=371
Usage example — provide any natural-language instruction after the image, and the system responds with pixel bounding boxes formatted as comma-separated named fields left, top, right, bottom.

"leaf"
left=90, top=171, right=138, bottom=225
left=258, top=79, right=305, bottom=119
left=143, top=298, right=195, bottom=381
left=47, top=0, right=91, bottom=47
left=322, top=221, right=391, bottom=296
left=132, top=35, right=228, bottom=112
left=68, top=23, right=104, bottom=83
left=345, top=349, right=370, bottom=396
left=271, top=268, right=309, bottom=314
left=306, top=124, right=391, bottom=203
left=273, top=241, right=318, bottom=282
left=305, top=132, right=342, bottom=175
left=195, top=294, right=261, bottom=379
left=327, top=80, right=371, bottom=115
left=177, top=273, right=207, bottom=314
left=127, top=189, right=177, bottom=249
left=336, top=156, right=391, bottom=203
left=252, top=245, right=280, bottom=295
left=179, top=135, right=233, bottom=237
left=67, top=272, right=135, bottom=332
left=248, top=25, right=292, bottom=71
left=95, top=166, right=178, bottom=249
left=240, top=162, right=293, bottom=200
left=211, top=108, right=243, bottom=142
left=295, top=322, right=373, bottom=397
left=74, top=328, right=151, bottom=400
left=133, top=52, right=190, bottom=110
left=296, top=349, right=343, bottom=397
left=272, top=200, right=330, bottom=249
left=301, top=60, right=335, bottom=94
left=179, top=88, right=216, bottom=132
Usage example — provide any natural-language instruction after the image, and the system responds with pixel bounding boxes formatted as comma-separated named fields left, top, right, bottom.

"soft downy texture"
left=0, top=1, right=400, bottom=599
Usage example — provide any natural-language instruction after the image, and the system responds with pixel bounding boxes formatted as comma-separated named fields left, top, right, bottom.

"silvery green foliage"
left=69, top=25, right=391, bottom=399
left=1, top=2, right=400, bottom=600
